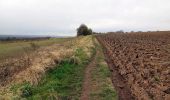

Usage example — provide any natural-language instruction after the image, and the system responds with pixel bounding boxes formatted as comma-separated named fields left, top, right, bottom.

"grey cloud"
left=0, top=0, right=170, bottom=36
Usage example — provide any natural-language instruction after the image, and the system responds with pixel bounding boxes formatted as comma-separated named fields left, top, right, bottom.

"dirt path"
left=80, top=51, right=97, bottom=100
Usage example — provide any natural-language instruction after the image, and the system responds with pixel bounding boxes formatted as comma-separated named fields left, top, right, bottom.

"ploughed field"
left=96, top=32, right=170, bottom=100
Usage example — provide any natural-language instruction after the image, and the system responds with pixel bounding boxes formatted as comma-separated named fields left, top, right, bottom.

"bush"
left=77, top=24, right=93, bottom=36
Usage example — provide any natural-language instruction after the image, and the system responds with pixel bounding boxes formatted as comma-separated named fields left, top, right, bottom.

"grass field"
left=9, top=48, right=90, bottom=99
left=0, top=36, right=117, bottom=100
left=0, top=38, right=71, bottom=60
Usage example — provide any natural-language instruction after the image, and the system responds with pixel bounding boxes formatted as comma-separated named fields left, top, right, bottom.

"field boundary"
left=96, top=36, right=134, bottom=100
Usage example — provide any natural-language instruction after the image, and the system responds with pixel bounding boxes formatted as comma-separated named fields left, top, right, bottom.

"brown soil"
left=96, top=31, right=170, bottom=100
left=80, top=51, right=97, bottom=100
left=97, top=36, right=134, bottom=100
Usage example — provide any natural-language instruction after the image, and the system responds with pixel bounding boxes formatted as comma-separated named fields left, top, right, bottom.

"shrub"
left=77, top=24, right=93, bottom=36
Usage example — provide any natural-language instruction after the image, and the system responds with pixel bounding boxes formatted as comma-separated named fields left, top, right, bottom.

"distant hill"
left=0, top=35, right=68, bottom=40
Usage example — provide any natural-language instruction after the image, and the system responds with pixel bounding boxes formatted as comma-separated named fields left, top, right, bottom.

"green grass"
left=10, top=48, right=91, bottom=100
left=0, top=38, right=71, bottom=60
left=90, top=36, right=117, bottom=100
left=90, top=56, right=117, bottom=100
left=27, top=61, right=84, bottom=99
left=5, top=36, right=117, bottom=100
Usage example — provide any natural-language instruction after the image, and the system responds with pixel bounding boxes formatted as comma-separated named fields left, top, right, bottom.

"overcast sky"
left=0, top=0, right=170, bottom=36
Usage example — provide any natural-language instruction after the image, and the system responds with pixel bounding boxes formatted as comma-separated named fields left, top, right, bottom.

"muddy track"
left=96, top=36, right=134, bottom=100
left=80, top=50, right=97, bottom=100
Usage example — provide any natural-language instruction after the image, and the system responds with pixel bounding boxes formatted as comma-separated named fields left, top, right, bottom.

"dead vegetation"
left=0, top=36, right=94, bottom=97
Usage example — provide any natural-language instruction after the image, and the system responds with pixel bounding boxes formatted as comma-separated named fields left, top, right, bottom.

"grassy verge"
left=9, top=47, right=94, bottom=99
left=89, top=36, right=118, bottom=100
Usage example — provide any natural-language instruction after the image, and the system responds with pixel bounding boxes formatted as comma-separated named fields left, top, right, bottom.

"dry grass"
left=0, top=38, right=71, bottom=61
left=0, top=36, right=95, bottom=98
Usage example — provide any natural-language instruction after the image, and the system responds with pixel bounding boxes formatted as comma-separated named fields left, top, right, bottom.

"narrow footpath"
left=80, top=50, right=97, bottom=100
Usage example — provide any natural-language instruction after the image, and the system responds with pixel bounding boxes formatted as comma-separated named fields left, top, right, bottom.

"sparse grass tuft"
left=20, top=83, right=33, bottom=98
left=29, top=42, right=39, bottom=50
